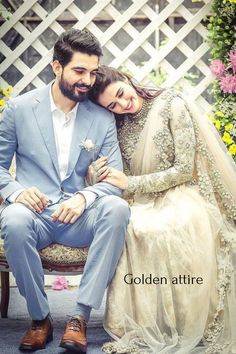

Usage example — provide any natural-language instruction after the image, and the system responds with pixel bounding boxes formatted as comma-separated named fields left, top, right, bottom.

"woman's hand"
left=86, top=156, right=128, bottom=190
left=104, top=167, right=128, bottom=190
left=86, top=156, right=110, bottom=185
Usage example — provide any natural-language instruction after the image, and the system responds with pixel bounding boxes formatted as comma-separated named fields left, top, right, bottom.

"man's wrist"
left=74, top=191, right=86, bottom=203
left=75, top=190, right=97, bottom=209
left=7, top=189, right=25, bottom=203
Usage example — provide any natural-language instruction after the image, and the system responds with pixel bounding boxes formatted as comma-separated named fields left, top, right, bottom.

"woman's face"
left=97, top=80, right=143, bottom=114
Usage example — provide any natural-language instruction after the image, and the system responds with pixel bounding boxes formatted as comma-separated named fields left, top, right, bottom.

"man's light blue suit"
left=0, top=83, right=130, bottom=320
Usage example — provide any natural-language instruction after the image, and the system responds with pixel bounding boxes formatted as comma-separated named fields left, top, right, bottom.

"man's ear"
left=51, top=60, right=63, bottom=77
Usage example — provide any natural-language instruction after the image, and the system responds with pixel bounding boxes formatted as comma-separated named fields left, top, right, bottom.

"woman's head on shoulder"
left=89, top=65, right=163, bottom=115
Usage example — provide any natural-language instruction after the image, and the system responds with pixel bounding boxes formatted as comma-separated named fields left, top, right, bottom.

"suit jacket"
left=0, top=83, right=123, bottom=208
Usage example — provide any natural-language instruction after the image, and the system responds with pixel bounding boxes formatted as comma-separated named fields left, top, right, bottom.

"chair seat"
left=0, top=241, right=89, bottom=273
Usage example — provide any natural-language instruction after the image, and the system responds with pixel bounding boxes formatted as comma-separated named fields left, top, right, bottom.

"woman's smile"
left=124, top=99, right=133, bottom=111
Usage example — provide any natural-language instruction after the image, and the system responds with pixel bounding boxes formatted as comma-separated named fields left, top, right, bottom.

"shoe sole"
left=60, top=340, right=87, bottom=353
left=19, top=333, right=53, bottom=351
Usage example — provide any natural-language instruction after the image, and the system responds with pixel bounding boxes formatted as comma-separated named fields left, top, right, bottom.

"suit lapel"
left=66, top=100, right=94, bottom=179
left=33, top=84, right=61, bottom=179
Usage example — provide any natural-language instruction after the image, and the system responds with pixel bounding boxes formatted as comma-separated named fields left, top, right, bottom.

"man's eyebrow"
left=72, top=66, right=86, bottom=70
left=72, top=66, right=99, bottom=71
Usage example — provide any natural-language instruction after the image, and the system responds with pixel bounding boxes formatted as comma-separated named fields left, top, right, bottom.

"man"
left=0, top=28, right=130, bottom=352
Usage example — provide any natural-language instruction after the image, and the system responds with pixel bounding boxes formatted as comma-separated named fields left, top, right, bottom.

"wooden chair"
left=0, top=239, right=88, bottom=318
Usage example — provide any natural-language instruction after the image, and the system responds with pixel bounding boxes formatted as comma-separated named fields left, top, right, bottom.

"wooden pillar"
left=0, top=272, right=10, bottom=318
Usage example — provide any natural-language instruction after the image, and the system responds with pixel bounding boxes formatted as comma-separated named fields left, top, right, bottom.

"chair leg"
left=1, top=271, right=10, bottom=318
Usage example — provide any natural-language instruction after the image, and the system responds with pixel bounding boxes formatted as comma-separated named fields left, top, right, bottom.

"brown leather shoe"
left=60, top=317, right=87, bottom=353
left=19, top=315, right=53, bottom=351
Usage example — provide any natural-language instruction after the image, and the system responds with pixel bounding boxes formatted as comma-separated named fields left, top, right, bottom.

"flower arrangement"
left=210, top=52, right=236, bottom=94
left=0, top=85, right=13, bottom=113
left=207, top=0, right=236, bottom=161
left=80, top=139, right=97, bottom=163
left=51, top=276, right=69, bottom=290
left=80, top=139, right=96, bottom=152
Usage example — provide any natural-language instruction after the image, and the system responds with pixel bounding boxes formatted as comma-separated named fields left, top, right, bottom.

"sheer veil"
left=186, top=96, right=236, bottom=214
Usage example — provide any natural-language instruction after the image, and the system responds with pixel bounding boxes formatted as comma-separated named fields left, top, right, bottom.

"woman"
left=88, top=66, right=236, bottom=353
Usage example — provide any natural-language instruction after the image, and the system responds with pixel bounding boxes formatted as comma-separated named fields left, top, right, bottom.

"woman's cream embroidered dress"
left=103, top=89, right=236, bottom=354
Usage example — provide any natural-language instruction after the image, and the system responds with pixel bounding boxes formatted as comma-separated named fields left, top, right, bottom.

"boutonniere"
left=80, top=139, right=96, bottom=151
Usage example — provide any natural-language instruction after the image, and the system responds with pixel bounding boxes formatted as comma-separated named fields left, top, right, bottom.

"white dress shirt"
left=50, top=90, right=78, bottom=181
left=8, top=86, right=96, bottom=208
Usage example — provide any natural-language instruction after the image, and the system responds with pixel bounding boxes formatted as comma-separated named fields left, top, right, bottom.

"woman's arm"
left=127, top=96, right=196, bottom=194
left=86, top=96, right=196, bottom=194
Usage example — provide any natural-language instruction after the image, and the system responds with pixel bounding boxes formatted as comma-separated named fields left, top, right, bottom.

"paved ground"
left=0, top=287, right=111, bottom=354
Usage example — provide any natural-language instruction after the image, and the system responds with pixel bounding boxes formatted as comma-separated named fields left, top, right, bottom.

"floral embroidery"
left=125, top=90, right=196, bottom=194
left=117, top=99, right=154, bottom=167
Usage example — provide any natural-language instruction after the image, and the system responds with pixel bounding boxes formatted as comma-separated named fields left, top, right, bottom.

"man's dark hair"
left=53, top=28, right=103, bottom=67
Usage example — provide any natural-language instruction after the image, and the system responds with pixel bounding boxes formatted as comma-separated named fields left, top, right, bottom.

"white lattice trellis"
left=0, top=0, right=214, bottom=111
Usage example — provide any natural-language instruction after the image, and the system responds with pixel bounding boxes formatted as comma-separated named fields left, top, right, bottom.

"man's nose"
left=81, top=73, right=91, bottom=86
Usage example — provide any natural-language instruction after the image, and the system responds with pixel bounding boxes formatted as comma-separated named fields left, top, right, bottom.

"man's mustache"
left=74, top=83, right=91, bottom=90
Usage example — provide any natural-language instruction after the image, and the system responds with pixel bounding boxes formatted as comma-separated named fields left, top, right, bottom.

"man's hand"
left=16, top=187, right=50, bottom=213
left=51, top=193, right=86, bottom=224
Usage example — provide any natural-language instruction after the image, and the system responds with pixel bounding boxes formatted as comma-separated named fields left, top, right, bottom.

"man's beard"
left=59, top=72, right=91, bottom=102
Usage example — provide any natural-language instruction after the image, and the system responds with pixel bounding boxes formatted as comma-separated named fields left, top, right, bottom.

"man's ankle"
left=73, top=303, right=91, bottom=322
left=32, top=313, right=52, bottom=323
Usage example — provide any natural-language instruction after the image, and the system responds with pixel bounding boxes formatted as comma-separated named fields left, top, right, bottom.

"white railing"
left=0, top=0, right=213, bottom=111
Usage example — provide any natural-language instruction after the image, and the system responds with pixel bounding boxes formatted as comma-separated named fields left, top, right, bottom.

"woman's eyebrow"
left=116, top=87, right=123, bottom=97
left=107, top=101, right=114, bottom=109
left=106, top=87, right=124, bottom=109
left=106, top=87, right=122, bottom=109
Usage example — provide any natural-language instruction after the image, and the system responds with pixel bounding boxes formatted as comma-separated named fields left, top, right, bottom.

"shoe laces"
left=68, top=317, right=85, bottom=332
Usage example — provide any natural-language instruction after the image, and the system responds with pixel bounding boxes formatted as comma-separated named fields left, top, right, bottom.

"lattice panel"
left=0, top=0, right=214, bottom=111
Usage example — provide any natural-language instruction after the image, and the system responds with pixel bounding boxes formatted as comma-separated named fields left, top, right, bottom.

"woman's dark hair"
left=89, top=65, right=164, bottom=104
left=53, top=28, right=103, bottom=67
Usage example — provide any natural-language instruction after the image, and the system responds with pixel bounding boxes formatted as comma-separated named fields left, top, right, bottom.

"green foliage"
left=207, top=0, right=236, bottom=161
left=0, top=0, right=11, bottom=20
left=148, top=67, right=167, bottom=86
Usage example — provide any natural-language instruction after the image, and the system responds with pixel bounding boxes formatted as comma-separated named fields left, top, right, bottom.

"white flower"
left=80, top=139, right=96, bottom=151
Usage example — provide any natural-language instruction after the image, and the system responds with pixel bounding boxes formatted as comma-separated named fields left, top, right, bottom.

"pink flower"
left=220, top=75, right=236, bottom=93
left=229, top=50, right=236, bottom=73
left=52, top=276, right=69, bottom=290
left=210, top=59, right=225, bottom=78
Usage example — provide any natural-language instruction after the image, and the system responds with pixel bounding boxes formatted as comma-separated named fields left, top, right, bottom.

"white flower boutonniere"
left=80, top=139, right=96, bottom=151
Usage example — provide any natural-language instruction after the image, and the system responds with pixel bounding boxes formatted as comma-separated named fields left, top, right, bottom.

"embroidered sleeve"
left=127, top=97, right=196, bottom=194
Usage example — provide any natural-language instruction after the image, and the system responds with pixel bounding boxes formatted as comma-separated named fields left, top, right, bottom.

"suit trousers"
left=0, top=195, right=130, bottom=320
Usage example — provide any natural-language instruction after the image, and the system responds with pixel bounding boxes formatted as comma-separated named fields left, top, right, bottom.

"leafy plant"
left=207, top=0, right=236, bottom=160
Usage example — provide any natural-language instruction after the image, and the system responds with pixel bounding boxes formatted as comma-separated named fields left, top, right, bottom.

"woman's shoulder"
left=153, top=88, right=188, bottom=112
left=154, top=87, right=183, bottom=102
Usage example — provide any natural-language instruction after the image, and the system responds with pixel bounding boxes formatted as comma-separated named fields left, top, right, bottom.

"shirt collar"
left=49, top=82, right=79, bottom=116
